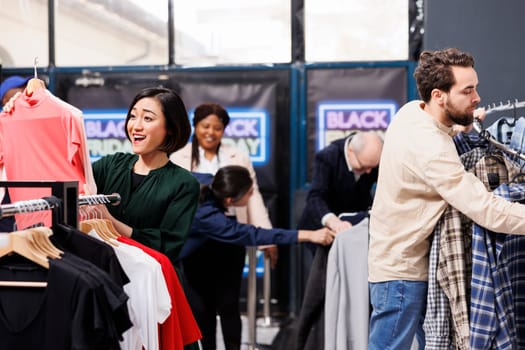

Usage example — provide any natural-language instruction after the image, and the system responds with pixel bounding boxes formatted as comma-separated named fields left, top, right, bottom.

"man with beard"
left=367, top=48, right=525, bottom=349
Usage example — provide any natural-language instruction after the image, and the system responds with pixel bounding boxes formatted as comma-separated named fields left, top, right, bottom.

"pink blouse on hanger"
left=0, top=87, right=96, bottom=228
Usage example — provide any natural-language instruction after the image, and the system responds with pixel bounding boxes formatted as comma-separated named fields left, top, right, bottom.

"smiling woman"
left=91, top=87, right=200, bottom=265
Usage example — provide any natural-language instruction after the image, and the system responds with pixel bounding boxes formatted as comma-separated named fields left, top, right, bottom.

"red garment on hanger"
left=118, top=236, right=202, bottom=349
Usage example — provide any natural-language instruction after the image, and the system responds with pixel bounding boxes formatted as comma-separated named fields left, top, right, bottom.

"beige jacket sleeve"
left=169, top=143, right=193, bottom=170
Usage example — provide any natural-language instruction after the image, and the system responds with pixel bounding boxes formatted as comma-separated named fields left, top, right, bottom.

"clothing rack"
left=484, top=99, right=525, bottom=115
left=0, top=181, right=78, bottom=227
left=472, top=118, right=525, bottom=162
left=0, top=191, right=122, bottom=226
left=0, top=197, right=60, bottom=219
left=78, top=193, right=121, bottom=207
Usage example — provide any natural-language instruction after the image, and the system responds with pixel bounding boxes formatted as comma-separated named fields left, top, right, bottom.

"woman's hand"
left=298, top=227, right=336, bottom=246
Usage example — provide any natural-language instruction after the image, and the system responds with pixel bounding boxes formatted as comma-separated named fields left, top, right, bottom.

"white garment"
left=88, top=231, right=171, bottom=350
left=324, top=218, right=369, bottom=350
left=194, top=145, right=227, bottom=175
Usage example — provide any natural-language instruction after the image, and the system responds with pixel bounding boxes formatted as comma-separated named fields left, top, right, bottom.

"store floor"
left=214, top=315, right=422, bottom=350
left=215, top=315, right=281, bottom=350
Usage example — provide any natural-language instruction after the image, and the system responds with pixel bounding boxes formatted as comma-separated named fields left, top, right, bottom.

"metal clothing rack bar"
left=473, top=119, right=525, bottom=162
left=78, top=193, right=121, bottom=207
left=0, top=191, right=122, bottom=228
left=0, top=198, right=59, bottom=218
left=484, top=99, right=525, bottom=115
left=0, top=181, right=78, bottom=227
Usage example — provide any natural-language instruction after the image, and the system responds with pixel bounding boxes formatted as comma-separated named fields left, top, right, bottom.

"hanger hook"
left=33, top=57, right=39, bottom=79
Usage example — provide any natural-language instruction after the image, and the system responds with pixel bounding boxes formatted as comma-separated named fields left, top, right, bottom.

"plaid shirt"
left=425, top=149, right=522, bottom=349
left=453, top=132, right=488, bottom=155
left=437, top=207, right=472, bottom=350
left=471, top=183, right=525, bottom=349
left=424, top=147, right=480, bottom=350
left=504, top=184, right=525, bottom=349
left=423, top=208, right=456, bottom=349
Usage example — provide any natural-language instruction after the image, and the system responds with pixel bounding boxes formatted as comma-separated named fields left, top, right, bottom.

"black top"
left=0, top=255, right=128, bottom=349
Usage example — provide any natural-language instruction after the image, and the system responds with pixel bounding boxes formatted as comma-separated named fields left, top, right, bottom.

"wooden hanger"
left=79, top=205, right=119, bottom=246
left=102, top=219, right=120, bottom=240
left=80, top=219, right=119, bottom=246
left=25, top=79, right=46, bottom=96
left=28, top=227, right=63, bottom=260
left=0, top=231, right=50, bottom=287
left=0, top=231, right=49, bottom=267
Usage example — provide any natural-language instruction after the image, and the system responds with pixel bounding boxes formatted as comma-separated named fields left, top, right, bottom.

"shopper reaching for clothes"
left=178, top=165, right=335, bottom=350
left=179, top=165, right=336, bottom=260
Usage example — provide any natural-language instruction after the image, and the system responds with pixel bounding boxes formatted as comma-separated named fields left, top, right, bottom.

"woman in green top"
left=91, top=87, right=200, bottom=265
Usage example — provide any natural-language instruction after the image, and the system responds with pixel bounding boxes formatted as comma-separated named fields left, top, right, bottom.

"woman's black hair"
left=200, top=165, right=253, bottom=206
left=191, top=103, right=231, bottom=168
left=125, top=87, right=191, bottom=154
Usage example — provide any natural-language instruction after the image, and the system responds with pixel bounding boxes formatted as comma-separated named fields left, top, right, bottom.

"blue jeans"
left=369, top=280, right=427, bottom=350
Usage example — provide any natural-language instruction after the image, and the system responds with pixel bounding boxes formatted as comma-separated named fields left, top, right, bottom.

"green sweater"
left=92, top=153, right=200, bottom=264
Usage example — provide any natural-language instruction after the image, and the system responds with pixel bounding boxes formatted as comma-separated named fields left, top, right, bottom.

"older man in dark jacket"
left=298, top=130, right=383, bottom=232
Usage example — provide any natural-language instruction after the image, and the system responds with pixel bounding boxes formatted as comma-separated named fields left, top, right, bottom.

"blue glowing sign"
left=83, top=110, right=130, bottom=162
left=82, top=108, right=271, bottom=165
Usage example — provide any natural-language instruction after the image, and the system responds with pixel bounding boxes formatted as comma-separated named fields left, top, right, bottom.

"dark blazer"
left=298, top=135, right=378, bottom=230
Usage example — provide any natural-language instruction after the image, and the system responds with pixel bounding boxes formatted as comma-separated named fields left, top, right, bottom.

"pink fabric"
left=0, top=88, right=89, bottom=228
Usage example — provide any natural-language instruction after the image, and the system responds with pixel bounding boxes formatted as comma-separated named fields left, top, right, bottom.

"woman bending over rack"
left=179, top=165, right=335, bottom=350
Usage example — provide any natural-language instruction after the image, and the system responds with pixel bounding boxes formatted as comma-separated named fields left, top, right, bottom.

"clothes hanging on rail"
left=324, top=217, right=369, bottom=350
left=51, top=223, right=130, bottom=288
left=88, top=229, right=171, bottom=350
left=0, top=87, right=96, bottom=228
left=1, top=191, right=202, bottom=350
left=118, top=235, right=202, bottom=350
left=423, top=207, right=455, bottom=349
left=470, top=183, right=525, bottom=349
left=424, top=203, right=472, bottom=350
left=294, top=213, right=368, bottom=350
left=430, top=149, right=517, bottom=348
left=0, top=244, right=131, bottom=349
left=425, top=119, right=525, bottom=349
